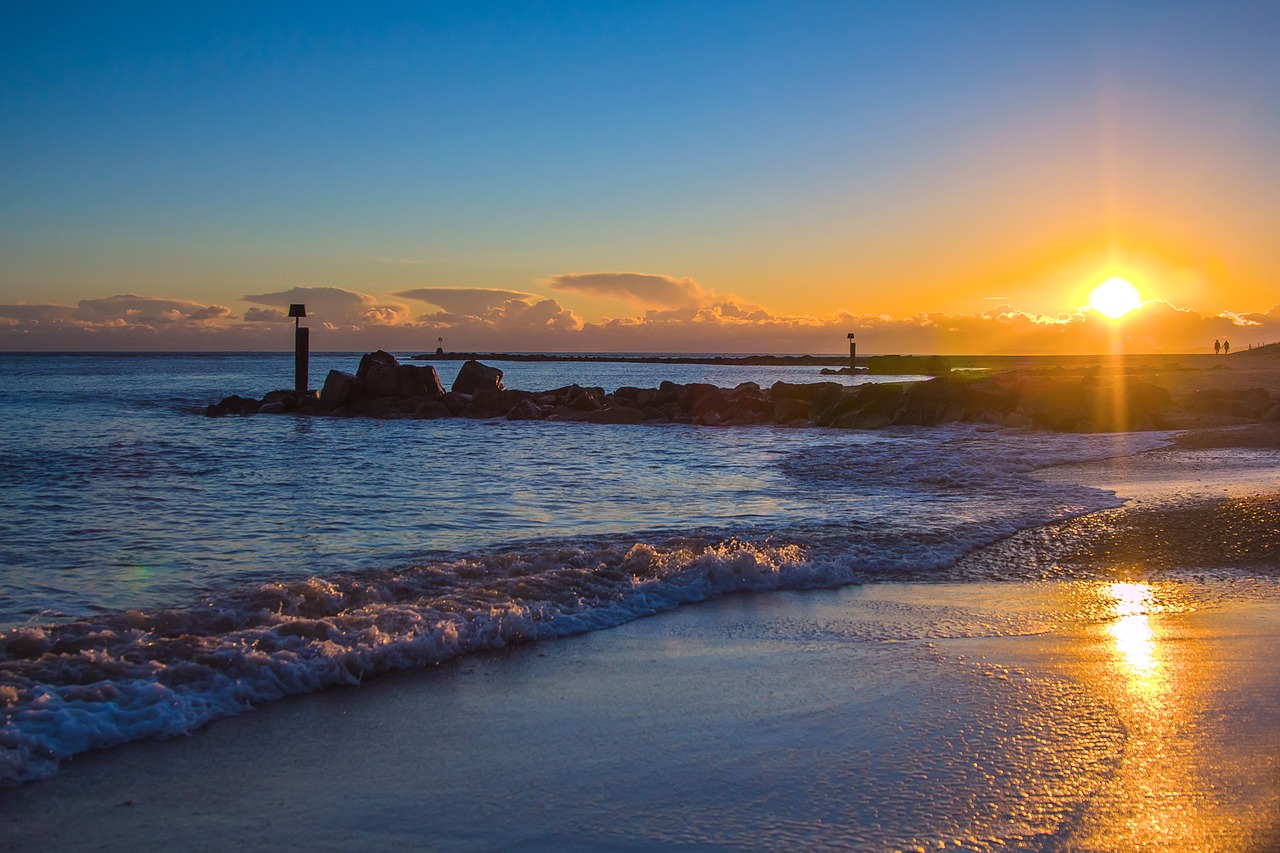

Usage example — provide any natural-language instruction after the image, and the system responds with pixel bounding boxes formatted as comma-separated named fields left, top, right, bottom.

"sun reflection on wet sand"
left=1107, top=581, right=1159, bottom=680
left=1060, top=579, right=1280, bottom=852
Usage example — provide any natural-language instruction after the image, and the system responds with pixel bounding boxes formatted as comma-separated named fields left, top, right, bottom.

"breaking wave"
left=0, top=424, right=1173, bottom=785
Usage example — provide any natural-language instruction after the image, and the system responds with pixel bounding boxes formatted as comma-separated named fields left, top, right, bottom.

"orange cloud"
left=543, top=272, right=709, bottom=309
left=394, top=288, right=540, bottom=315
left=242, top=286, right=410, bottom=327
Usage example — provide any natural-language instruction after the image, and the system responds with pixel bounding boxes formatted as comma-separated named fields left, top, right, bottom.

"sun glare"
left=1088, top=277, right=1142, bottom=319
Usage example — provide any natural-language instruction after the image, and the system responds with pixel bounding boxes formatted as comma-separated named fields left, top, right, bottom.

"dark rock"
left=681, top=383, right=727, bottom=417
left=320, top=370, right=363, bottom=407
left=507, top=399, right=543, bottom=420
left=351, top=396, right=409, bottom=419
left=587, top=406, right=644, bottom=425
left=1183, top=387, right=1272, bottom=420
left=357, top=350, right=398, bottom=379
left=773, top=398, right=811, bottom=423
left=403, top=364, right=445, bottom=398
left=820, top=383, right=904, bottom=428
left=414, top=400, right=451, bottom=420
left=205, top=394, right=261, bottom=417
left=364, top=364, right=401, bottom=398
left=258, top=402, right=286, bottom=415
left=770, top=381, right=846, bottom=412
left=568, top=387, right=605, bottom=411
left=612, top=386, right=644, bottom=403
left=442, top=392, right=472, bottom=416
left=452, top=360, right=505, bottom=395
left=722, top=412, right=758, bottom=426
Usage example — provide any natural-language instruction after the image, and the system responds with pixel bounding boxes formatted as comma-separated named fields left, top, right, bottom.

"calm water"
left=0, top=352, right=1168, bottom=784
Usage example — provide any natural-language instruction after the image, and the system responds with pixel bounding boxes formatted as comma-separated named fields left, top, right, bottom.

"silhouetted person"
left=1223, top=339, right=1230, bottom=354
left=1215, top=339, right=1221, bottom=355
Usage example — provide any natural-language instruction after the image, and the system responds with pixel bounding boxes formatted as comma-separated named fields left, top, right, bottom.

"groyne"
left=205, top=351, right=1280, bottom=433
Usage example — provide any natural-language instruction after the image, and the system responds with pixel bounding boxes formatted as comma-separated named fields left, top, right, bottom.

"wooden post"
left=847, top=332, right=856, bottom=368
left=288, top=303, right=308, bottom=393
left=295, top=325, right=309, bottom=393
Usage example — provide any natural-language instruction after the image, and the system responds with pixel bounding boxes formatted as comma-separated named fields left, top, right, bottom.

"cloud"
left=4, top=287, right=1279, bottom=355
left=394, top=288, right=540, bottom=315
left=75, top=294, right=232, bottom=325
left=0, top=304, right=77, bottom=323
left=242, top=286, right=411, bottom=327
left=542, top=272, right=709, bottom=309
left=416, top=297, right=583, bottom=334
left=243, top=307, right=290, bottom=323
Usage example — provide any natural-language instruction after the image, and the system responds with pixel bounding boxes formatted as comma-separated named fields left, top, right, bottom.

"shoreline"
left=3, top=439, right=1279, bottom=849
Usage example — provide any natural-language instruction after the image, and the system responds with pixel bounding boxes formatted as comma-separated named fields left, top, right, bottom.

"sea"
left=0, top=352, right=1170, bottom=786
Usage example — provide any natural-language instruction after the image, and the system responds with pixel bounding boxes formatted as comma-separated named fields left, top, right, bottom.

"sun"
left=1088, top=277, right=1142, bottom=319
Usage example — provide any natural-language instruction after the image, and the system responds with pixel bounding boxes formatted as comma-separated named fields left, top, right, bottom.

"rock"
left=205, top=395, right=261, bottom=416
left=320, top=370, right=363, bottom=407
left=1266, top=404, right=1280, bottom=423
left=820, top=383, right=904, bottom=428
left=442, top=392, right=472, bottom=415
left=350, top=396, right=409, bottom=419
left=507, top=399, right=543, bottom=420
left=722, top=412, right=758, bottom=426
left=403, top=364, right=445, bottom=397
left=773, top=398, right=811, bottom=423
left=357, top=350, right=398, bottom=379
left=681, top=383, right=727, bottom=417
left=568, top=387, right=605, bottom=411
left=367, top=362, right=446, bottom=398
left=363, top=364, right=400, bottom=398
left=452, top=360, right=505, bottom=395
left=1183, top=387, right=1272, bottom=420
left=258, top=402, right=286, bottom=415
left=414, top=400, right=451, bottom=420
left=924, top=356, right=952, bottom=375
left=587, top=406, right=644, bottom=425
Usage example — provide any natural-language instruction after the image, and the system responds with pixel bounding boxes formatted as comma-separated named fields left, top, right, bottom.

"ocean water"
left=0, top=352, right=1169, bottom=785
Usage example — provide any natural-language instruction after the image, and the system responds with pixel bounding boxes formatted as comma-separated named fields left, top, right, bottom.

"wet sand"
left=3, top=443, right=1280, bottom=851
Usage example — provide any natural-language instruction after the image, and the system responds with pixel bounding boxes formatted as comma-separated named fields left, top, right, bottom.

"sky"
left=2, top=1, right=1278, bottom=354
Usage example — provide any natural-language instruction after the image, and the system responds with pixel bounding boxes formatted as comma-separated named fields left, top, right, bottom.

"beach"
left=3, top=423, right=1279, bottom=851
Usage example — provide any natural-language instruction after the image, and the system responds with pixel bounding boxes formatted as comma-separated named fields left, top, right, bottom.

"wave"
left=0, top=426, right=1172, bottom=785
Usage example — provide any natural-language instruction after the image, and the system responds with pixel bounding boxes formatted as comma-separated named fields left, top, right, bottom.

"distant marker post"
left=289, top=303, right=309, bottom=393
left=847, top=332, right=856, bottom=369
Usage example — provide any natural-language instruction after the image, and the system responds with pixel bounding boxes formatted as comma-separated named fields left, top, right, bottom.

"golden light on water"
left=1107, top=581, right=1159, bottom=679
left=1087, top=276, right=1142, bottom=319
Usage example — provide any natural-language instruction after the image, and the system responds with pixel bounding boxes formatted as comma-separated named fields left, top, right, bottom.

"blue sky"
left=2, top=2, right=1278, bottom=351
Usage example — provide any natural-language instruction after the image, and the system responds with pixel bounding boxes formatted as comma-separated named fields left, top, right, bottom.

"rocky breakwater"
left=199, top=350, right=1280, bottom=433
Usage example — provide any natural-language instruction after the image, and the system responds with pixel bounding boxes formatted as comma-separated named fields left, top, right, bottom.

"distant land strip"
left=411, top=352, right=849, bottom=366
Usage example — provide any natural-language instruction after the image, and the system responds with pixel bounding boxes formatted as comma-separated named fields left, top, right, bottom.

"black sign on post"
left=289, top=304, right=309, bottom=393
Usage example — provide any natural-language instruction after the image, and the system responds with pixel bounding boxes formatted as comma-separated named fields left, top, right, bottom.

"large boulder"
left=365, top=363, right=445, bottom=399
left=357, top=350, right=398, bottom=379
left=407, top=364, right=446, bottom=397
left=320, top=370, right=363, bottom=407
left=452, top=360, right=505, bottom=395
